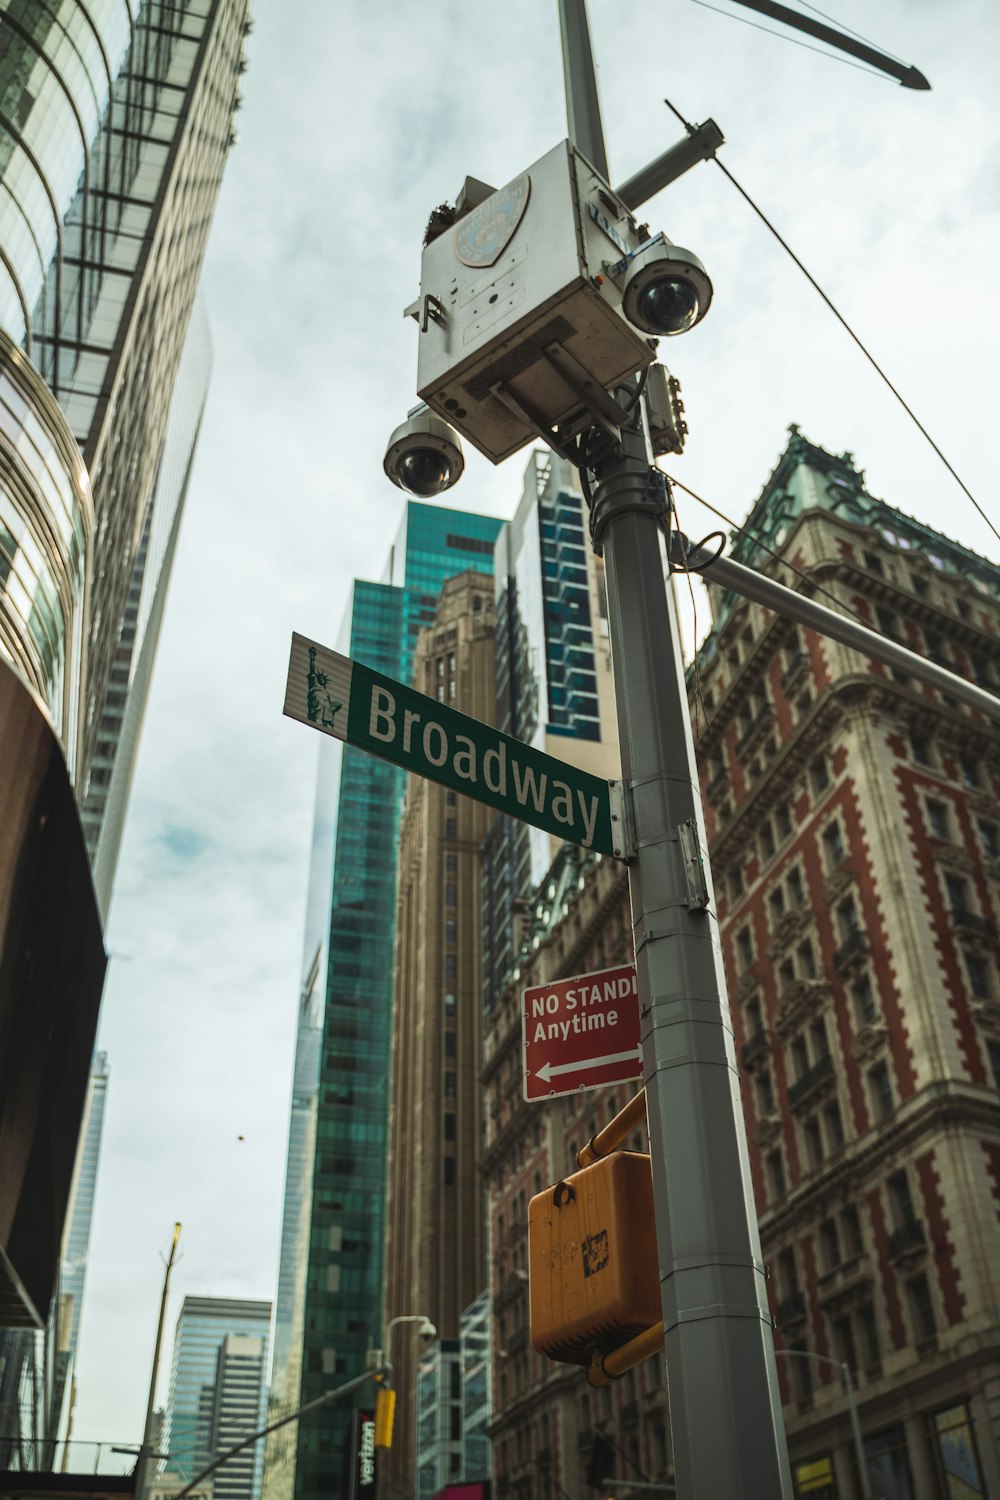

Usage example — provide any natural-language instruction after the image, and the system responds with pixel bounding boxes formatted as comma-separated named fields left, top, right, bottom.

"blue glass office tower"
left=271, top=503, right=503, bottom=1500
left=163, top=1296, right=271, bottom=1500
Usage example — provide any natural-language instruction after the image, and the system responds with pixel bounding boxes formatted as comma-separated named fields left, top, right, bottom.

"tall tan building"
left=383, top=572, right=499, bottom=1495
left=482, top=430, right=1000, bottom=1500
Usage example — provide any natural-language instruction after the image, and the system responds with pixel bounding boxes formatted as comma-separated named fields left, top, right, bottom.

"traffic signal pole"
left=558, top=5, right=793, bottom=1495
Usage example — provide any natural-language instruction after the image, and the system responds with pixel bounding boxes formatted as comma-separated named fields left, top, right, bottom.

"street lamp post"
left=373, top=1313, right=437, bottom=1374
left=774, top=1349, right=873, bottom=1500
left=556, top=4, right=792, bottom=1495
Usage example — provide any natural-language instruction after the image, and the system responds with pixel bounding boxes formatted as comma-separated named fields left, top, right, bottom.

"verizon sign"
left=522, top=964, right=642, bottom=1102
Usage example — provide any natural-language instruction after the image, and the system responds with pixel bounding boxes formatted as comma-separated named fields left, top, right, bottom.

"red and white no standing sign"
left=521, top=963, right=642, bottom=1102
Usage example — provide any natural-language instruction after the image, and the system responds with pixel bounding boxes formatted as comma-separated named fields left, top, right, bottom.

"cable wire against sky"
left=660, top=97, right=999, bottom=552
left=687, top=0, right=888, bottom=81
left=796, top=0, right=907, bottom=64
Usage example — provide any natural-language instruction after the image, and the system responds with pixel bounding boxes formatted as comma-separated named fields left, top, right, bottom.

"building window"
left=926, top=1404, right=987, bottom=1497
left=859, top=1303, right=880, bottom=1375
left=964, top=951, right=991, bottom=999
left=824, top=1101, right=845, bottom=1151
left=755, top=1069, right=776, bottom=1115
left=887, top=1170, right=915, bottom=1226
left=926, top=798, right=950, bottom=841
left=906, top=1273, right=937, bottom=1347
left=444, top=991, right=456, bottom=1015
left=445, top=918, right=457, bottom=945
left=822, top=821, right=846, bottom=869
left=797, top=939, right=817, bottom=979
left=810, top=756, right=830, bottom=795
left=910, top=732, right=932, bottom=767
left=445, top=882, right=457, bottom=906
left=766, top=1149, right=786, bottom=1201
left=444, top=1072, right=456, bottom=1098
left=804, top=1117, right=823, bottom=1168
left=446, top=818, right=456, bottom=839
left=729, top=865, right=744, bottom=902
left=787, top=867, right=805, bottom=907
left=760, top=822, right=776, bottom=862
left=445, top=1031, right=457, bottom=1058
left=768, top=886, right=786, bottom=924
left=978, top=820, right=999, bottom=860
left=776, top=804, right=793, bottom=841
left=833, top=1314, right=858, bottom=1374
left=444, top=1113, right=456, bottom=1140
left=820, top=1218, right=841, bottom=1271
left=446, top=852, right=457, bottom=871
left=444, top=954, right=457, bottom=982
left=838, top=894, right=860, bottom=937
left=868, top=1061, right=893, bottom=1119
left=944, top=872, right=969, bottom=915
left=959, top=756, right=980, bottom=789
left=987, top=1038, right=1000, bottom=1090
left=853, top=973, right=878, bottom=1024
left=736, top=925, right=754, bottom=970
left=444, top=1157, right=456, bottom=1186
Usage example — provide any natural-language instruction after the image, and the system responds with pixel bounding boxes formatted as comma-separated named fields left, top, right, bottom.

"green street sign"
left=283, top=632, right=624, bottom=858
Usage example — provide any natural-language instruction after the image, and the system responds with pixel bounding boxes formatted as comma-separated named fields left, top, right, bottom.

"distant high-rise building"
left=382, top=573, right=497, bottom=1494
left=208, top=1335, right=268, bottom=1500
left=45, top=1050, right=111, bottom=1440
left=267, top=503, right=503, bottom=1500
left=163, top=1298, right=271, bottom=1500
left=0, top=0, right=249, bottom=1463
left=262, top=740, right=336, bottom=1500
left=481, top=451, right=619, bottom=1015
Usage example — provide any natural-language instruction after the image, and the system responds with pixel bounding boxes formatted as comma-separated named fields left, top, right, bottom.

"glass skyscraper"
left=266, top=502, right=503, bottom=1500
left=481, top=452, right=620, bottom=1016
left=163, top=1296, right=271, bottom=1500
left=0, top=0, right=249, bottom=1465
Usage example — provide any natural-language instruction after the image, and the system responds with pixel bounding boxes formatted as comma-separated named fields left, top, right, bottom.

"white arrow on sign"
left=535, top=1047, right=641, bottom=1084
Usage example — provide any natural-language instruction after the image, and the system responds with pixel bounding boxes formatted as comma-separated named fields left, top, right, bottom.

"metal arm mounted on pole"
left=169, top=1368, right=388, bottom=1500
left=671, top=531, right=1000, bottom=720
left=558, top=5, right=793, bottom=1496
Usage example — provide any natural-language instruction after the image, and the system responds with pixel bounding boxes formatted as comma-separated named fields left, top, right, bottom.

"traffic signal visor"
left=528, top=1152, right=660, bottom=1364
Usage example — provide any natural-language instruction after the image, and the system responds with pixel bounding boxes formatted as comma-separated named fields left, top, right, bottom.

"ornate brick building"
left=482, top=429, right=999, bottom=1499
left=700, top=430, right=1000, bottom=1496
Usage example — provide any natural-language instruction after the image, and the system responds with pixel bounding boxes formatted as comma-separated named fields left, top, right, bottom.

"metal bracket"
left=489, top=380, right=580, bottom=465
left=541, top=342, right=632, bottom=442
left=608, top=780, right=632, bottom=861
left=420, top=294, right=446, bottom=332
left=678, top=819, right=709, bottom=909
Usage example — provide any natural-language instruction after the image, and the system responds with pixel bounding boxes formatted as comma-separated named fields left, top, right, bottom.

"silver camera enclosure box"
left=415, top=140, right=655, bottom=465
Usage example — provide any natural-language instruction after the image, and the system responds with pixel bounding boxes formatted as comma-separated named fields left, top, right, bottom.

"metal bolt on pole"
left=558, top=6, right=793, bottom=1494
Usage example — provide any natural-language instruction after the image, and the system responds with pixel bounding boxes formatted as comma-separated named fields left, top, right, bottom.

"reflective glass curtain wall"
left=291, top=503, right=502, bottom=1500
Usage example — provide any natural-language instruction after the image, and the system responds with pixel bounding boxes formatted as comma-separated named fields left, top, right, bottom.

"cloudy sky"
left=73, top=0, right=999, bottom=1454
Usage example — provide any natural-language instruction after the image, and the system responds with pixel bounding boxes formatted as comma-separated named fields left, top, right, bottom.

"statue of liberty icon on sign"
left=307, top=647, right=342, bottom=729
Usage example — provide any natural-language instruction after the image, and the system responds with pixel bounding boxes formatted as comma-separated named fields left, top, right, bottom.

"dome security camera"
left=383, top=408, right=465, bottom=498
left=621, top=236, right=713, bottom=338
left=418, top=1317, right=437, bottom=1341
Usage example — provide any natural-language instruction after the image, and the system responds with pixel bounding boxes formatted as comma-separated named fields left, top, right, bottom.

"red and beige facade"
left=482, top=430, right=1000, bottom=1499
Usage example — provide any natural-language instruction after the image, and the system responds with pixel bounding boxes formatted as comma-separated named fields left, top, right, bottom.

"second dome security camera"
left=622, top=236, right=713, bottom=338
left=383, top=407, right=465, bottom=497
